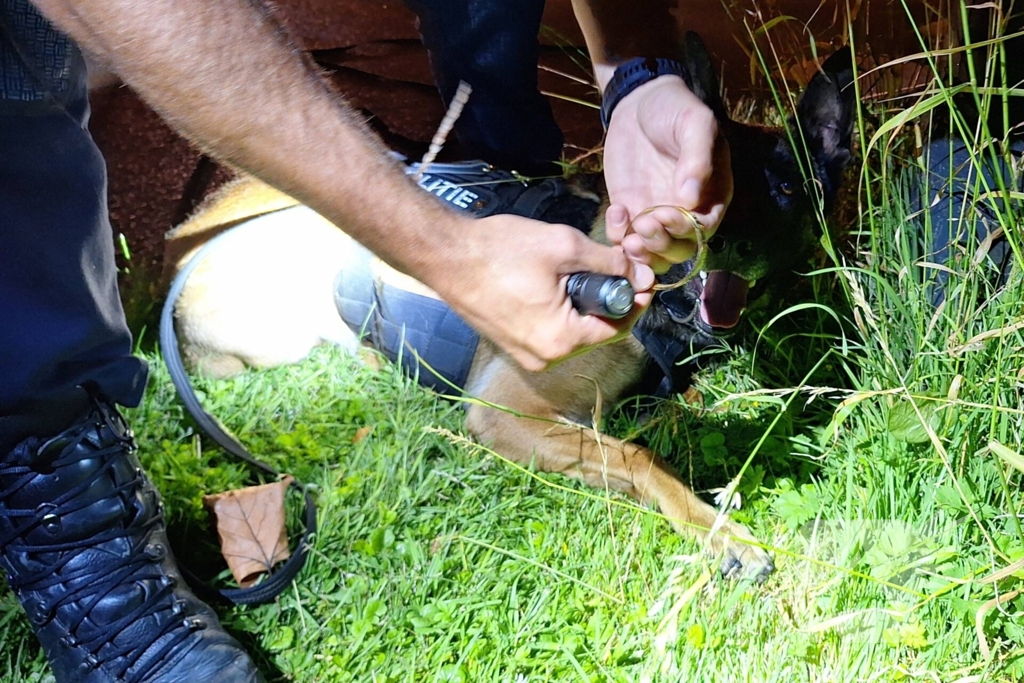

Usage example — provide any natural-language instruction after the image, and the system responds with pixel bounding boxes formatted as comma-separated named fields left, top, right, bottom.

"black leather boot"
left=0, top=396, right=265, bottom=683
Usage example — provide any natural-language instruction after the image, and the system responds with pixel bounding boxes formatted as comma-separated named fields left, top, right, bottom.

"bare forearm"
left=570, top=0, right=683, bottom=89
left=32, top=0, right=468, bottom=283
left=28, top=0, right=657, bottom=370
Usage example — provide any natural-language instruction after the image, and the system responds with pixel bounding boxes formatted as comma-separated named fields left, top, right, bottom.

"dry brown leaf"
left=352, top=426, right=374, bottom=444
left=682, top=386, right=704, bottom=408
left=203, top=476, right=293, bottom=587
left=358, top=346, right=384, bottom=371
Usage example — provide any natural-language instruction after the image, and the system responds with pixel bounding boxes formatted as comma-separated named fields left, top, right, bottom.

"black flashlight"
left=566, top=273, right=635, bottom=319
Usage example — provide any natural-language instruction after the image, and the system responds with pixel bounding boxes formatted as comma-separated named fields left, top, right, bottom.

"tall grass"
left=711, top=1, right=1024, bottom=678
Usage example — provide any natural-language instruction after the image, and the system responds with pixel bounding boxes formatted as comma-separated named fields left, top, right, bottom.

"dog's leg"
left=465, top=402, right=775, bottom=580
left=185, top=349, right=247, bottom=379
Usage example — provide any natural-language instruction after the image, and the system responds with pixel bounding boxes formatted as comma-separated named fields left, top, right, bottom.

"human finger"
left=685, top=134, right=733, bottom=232
left=604, top=203, right=631, bottom=245
left=673, top=104, right=718, bottom=209
left=555, top=282, right=654, bottom=356
left=631, top=204, right=702, bottom=241
left=558, top=228, right=655, bottom=294
left=622, top=230, right=694, bottom=269
left=607, top=204, right=689, bottom=269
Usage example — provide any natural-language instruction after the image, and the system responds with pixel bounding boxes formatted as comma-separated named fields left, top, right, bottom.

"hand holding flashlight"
left=566, top=272, right=635, bottom=320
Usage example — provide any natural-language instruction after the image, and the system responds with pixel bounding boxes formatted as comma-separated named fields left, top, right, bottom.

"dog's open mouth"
left=659, top=268, right=752, bottom=335
left=699, top=271, right=750, bottom=330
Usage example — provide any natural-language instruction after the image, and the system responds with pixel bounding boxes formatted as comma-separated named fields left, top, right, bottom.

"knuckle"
left=542, top=227, right=576, bottom=262
left=516, top=351, right=546, bottom=373
left=680, top=105, right=717, bottom=138
left=555, top=226, right=585, bottom=255
left=705, top=111, right=720, bottom=137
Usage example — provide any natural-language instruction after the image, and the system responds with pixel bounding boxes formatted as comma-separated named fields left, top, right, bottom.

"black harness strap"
left=508, top=178, right=570, bottom=218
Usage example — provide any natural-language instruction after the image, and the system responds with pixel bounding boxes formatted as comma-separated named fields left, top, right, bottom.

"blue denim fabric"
left=911, top=138, right=1021, bottom=306
left=404, top=0, right=564, bottom=173
left=1, top=0, right=147, bottom=450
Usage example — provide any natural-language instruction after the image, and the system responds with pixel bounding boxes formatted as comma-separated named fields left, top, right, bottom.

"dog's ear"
left=794, top=47, right=855, bottom=197
left=682, top=32, right=727, bottom=119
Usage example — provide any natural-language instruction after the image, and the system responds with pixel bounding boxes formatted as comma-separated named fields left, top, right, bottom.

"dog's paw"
left=710, top=520, right=775, bottom=583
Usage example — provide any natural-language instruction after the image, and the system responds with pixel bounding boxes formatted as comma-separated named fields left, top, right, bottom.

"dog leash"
left=157, top=160, right=572, bottom=603
left=159, top=231, right=318, bottom=606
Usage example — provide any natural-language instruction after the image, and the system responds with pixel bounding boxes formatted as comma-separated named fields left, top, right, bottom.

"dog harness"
left=631, top=323, right=691, bottom=398
left=334, top=160, right=602, bottom=393
left=334, top=159, right=696, bottom=398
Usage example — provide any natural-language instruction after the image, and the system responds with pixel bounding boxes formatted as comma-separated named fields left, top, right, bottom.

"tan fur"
left=165, top=177, right=773, bottom=578
left=162, top=176, right=301, bottom=288
left=166, top=177, right=358, bottom=377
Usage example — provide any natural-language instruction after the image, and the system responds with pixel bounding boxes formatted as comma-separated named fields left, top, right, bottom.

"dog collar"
left=601, top=57, right=688, bottom=128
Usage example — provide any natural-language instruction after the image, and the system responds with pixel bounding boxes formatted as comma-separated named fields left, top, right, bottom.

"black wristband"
left=600, top=57, right=688, bottom=129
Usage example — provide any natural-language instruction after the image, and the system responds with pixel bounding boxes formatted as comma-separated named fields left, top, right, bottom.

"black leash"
left=159, top=231, right=317, bottom=606
left=156, top=160, right=627, bottom=604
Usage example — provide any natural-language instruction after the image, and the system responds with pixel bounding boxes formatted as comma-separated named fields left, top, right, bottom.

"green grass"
left=4, top=9, right=1024, bottom=683
left=4, top=252, right=1021, bottom=682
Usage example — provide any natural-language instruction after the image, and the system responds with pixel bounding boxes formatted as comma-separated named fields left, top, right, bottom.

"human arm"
left=570, top=0, right=733, bottom=272
left=31, top=0, right=653, bottom=371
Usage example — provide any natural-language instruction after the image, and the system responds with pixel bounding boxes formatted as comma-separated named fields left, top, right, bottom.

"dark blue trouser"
left=911, top=138, right=1021, bottom=306
left=0, top=0, right=147, bottom=452
left=403, top=0, right=564, bottom=174
left=0, top=0, right=559, bottom=452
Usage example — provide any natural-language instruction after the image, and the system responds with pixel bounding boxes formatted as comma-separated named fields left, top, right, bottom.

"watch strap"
left=600, top=57, right=688, bottom=129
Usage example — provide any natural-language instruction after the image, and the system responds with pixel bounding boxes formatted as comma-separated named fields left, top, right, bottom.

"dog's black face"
left=638, top=37, right=854, bottom=348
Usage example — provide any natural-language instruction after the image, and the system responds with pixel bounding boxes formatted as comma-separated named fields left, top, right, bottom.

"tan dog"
left=165, top=39, right=855, bottom=581
left=163, top=180, right=359, bottom=378
left=165, top=174, right=774, bottom=580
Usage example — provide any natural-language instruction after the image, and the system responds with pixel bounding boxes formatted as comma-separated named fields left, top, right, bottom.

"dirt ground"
left=89, top=0, right=939, bottom=323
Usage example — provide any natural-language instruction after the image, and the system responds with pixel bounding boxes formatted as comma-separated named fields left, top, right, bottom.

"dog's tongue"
left=699, top=272, right=750, bottom=329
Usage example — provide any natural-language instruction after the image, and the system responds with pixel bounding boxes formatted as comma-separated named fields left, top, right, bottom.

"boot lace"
left=0, top=403, right=203, bottom=682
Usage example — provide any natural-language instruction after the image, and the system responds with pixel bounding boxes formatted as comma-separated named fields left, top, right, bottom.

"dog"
left=163, top=36, right=854, bottom=580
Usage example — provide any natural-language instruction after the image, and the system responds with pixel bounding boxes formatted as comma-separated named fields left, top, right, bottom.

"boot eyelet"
left=161, top=575, right=178, bottom=589
left=29, top=600, right=51, bottom=624
left=59, top=635, right=78, bottom=648
left=79, top=654, right=100, bottom=672
left=35, top=501, right=57, bottom=517
left=185, top=616, right=207, bottom=631
left=145, top=543, right=167, bottom=561
left=171, top=599, right=186, bottom=616
left=41, top=513, right=62, bottom=535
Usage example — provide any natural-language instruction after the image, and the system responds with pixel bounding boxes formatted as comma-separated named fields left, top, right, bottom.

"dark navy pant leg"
left=1, top=0, right=147, bottom=451
left=911, top=138, right=1021, bottom=306
left=404, top=0, right=564, bottom=174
